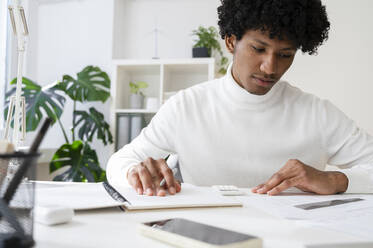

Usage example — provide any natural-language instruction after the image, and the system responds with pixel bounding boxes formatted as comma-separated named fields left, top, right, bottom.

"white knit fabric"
left=107, top=64, right=373, bottom=193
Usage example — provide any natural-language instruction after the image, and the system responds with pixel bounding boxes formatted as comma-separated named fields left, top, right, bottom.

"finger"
left=156, top=188, right=167, bottom=197
left=256, top=160, right=300, bottom=194
left=175, top=180, right=181, bottom=193
left=251, top=184, right=264, bottom=193
left=267, top=178, right=297, bottom=196
left=257, top=172, right=287, bottom=194
left=166, top=180, right=181, bottom=192
left=157, top=160, right=176, bottom=195
left=164, top=180, right=181, bottom=193
left=154, top=179, right=168, bottom=196
left=144, top=157, right=162, bottom=182
left=163, top=179, right=181, bottom=190
left=128, top=170, right=143, bottom=195
left=144, top=158, right=167, bottom=196
left=137, top=163, right=155, bottom=196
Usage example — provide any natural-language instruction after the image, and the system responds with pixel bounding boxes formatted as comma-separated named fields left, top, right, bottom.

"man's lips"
left=252, top=76, right=276, bottom=87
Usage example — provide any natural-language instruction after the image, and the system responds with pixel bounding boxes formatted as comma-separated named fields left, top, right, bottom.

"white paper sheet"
left=34, top=182, right=242, bottom=211
left=241, top=190, right=373, bottom=218
left=114, top=183, right=243, bottom=210
left=300, top=203, right=373, bottom=240
left=239, top=189, right=373, bottom=240
left=35, top=182, right=122, bottom=210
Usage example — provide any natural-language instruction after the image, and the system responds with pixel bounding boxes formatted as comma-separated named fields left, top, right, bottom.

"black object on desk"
left=0, top=118, right=52, bottom=248
left=103, top=181, right=128, bottom=212
left=102, top=181, right=128, bottom=203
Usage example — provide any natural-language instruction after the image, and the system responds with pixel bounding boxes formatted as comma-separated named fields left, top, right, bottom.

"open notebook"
left=115, top=183, right=242, bottom=210
left=35, top=182, right=242, bottom=211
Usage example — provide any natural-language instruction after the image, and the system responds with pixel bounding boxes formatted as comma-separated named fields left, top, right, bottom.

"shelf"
left=111, top=58, right=215, bottom=151
left=115, top=109, right=158, bottom=114
left=112, top=58, right=214, bottom=66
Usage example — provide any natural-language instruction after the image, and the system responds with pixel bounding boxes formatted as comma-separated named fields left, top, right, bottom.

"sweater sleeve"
left=318, top=100, right=373, bottom=193
left=106, top=94, right=180, bottom=187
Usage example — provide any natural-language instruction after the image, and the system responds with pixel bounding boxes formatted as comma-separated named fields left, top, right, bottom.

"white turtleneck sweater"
left=107, top=64, right=373, bottom=193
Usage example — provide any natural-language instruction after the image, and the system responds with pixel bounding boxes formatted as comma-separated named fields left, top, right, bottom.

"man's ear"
left=225, top=35, right=236, bottom=54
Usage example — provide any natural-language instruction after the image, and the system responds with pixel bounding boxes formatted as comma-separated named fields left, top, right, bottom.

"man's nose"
left=260, top=55, right=277, bottom=75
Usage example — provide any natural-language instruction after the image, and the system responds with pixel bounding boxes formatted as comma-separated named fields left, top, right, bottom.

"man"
left=107, top=0, right=373, bottom=197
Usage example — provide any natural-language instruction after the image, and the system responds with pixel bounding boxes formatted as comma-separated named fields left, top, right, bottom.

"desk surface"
left=34, top=196, right=367, bottom=248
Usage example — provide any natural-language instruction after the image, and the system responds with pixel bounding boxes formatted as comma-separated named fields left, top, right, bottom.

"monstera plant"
left=4, top=66, right=112, bottom=182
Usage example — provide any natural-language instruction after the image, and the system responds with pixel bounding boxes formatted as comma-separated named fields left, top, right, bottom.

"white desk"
left=34, top=198, right=367, bottom=248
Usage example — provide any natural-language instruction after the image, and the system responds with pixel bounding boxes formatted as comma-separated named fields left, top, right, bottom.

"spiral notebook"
left=35, top=182, right=242, bottom=211
left=112, top=183, right=243, bottom=211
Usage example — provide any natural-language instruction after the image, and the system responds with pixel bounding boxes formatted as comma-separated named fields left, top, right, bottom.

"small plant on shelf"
left=129, top=81, right=148, bottom=109
left=191, top=26, right=229, bottom=75
left=129, top=81, right=148, bottom=96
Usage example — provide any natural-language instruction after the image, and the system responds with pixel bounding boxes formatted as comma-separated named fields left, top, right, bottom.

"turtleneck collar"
left=222, top=62, right=285, bottom=110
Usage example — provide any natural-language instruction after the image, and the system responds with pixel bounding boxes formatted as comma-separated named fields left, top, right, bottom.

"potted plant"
left=129, top=81, right=148, bottom=109
left=4, top=66, right=112, bottom=182
left=191, top=26, right=229, bottom=74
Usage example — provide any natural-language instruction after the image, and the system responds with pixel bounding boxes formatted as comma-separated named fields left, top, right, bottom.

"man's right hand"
left=127, top=157, right=181, bottom=197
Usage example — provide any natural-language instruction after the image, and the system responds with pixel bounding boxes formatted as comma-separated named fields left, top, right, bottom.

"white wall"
left=113, top=0, right=222, bottom=59
left=0, top=0, right=8, bottom=130
left=23, top=0, right=114, bottom=167
left=283, top=0, right=373, bottom=135
left=18, top=0, right=373, bottom=171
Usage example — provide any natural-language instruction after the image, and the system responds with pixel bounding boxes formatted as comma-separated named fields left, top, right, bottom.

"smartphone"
left=138, top=218, right=262, bottom=248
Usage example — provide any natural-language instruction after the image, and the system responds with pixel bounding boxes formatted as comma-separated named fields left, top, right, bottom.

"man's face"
left=225, top=30, right=297, bottom=95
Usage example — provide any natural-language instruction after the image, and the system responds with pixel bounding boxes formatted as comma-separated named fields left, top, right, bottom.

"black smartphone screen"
left=144, top=218, right=256, bottom=245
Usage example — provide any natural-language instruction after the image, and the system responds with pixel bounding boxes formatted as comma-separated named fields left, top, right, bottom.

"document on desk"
left=115, top=183, right=243, bottom=210
left=240, top=190, right=373, bottom=240
left=35, top=182, right=123, bottom=210
left=35, top=182, right=242, bottom=211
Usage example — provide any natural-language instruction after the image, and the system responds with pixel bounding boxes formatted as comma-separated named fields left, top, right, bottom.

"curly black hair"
left=217, top=0, right=330, bottom=55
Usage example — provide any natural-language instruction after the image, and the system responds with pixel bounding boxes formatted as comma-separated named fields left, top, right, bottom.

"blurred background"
left=0, top=0, right=372, bottom=181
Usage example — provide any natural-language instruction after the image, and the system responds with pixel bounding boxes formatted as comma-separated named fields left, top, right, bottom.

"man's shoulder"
left=282, top=81, right=323, bottom=105
left=282, top=81, right=344, bottom=115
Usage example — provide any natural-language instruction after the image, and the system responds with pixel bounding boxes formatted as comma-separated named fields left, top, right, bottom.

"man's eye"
left=252, top=46, right=265, bottom=53
left=279, top=53, right=293, bottom=58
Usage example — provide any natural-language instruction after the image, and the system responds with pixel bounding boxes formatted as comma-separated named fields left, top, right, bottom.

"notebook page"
left=114, top=183, right=242, bottom=210
left=34, top=182, right=122, bottom=210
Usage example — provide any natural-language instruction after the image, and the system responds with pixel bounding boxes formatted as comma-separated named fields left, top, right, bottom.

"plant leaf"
left=58, top=66, right=110, bottom=103
left=50, top=140, right=106, bottom=182
left=221, top=56, right=228, bottom=66
left=218, top=67, right=227, bottom=75
left=191, top=26, right=220, bottom=57
left=74, top=107, right=113, bottom=145
left=129, top=81, right=138, bottom=94
left=137, top=81, right=148, bottom=89
left=4, top=77, right=65, bottom=132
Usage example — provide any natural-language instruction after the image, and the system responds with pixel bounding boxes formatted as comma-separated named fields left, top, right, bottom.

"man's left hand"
left=252, top=159, right=349, bottom=195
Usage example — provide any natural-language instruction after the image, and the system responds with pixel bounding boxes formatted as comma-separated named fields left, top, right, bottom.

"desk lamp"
left=3, top=0, right=28, bottom=149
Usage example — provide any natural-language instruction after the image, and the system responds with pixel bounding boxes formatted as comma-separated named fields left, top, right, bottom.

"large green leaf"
left=58, top=66, right=110, bottom=102
left=50, top=140, right=106, bottom=182
left=74, top=107, right=113, bottom=145
left=4, top=77, right=65, bottom=132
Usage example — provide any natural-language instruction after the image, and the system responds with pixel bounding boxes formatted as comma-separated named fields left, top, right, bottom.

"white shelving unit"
left=111, top=58, right=215, bottom=151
